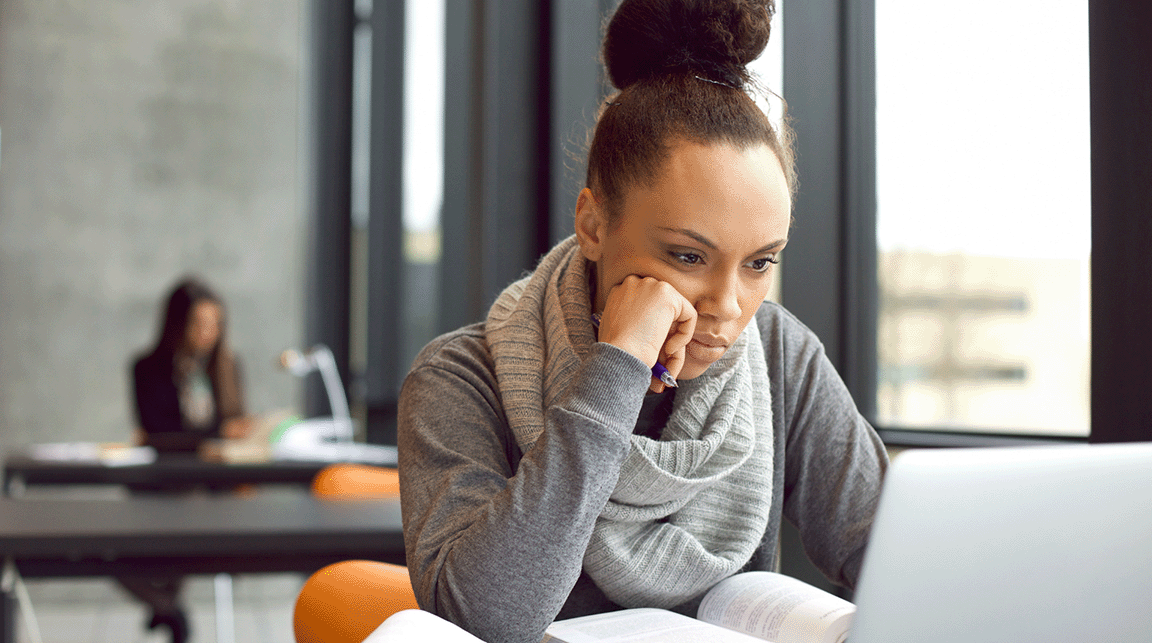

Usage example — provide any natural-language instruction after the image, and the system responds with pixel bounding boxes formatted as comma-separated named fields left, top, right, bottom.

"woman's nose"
left=698, top=273, right=742, bottom=322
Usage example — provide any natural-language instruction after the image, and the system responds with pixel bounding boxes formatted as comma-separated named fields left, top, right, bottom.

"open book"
left=543, top=572, right=854, bottom=643
left=363, top=572, right=852, bottom=643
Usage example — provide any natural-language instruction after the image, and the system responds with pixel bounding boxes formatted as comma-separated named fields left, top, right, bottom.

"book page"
left=697, top=572, right=855, bottom=643
left=545, top=608, right=766, bottom=643
left=363, top=609, right=486, bottom=642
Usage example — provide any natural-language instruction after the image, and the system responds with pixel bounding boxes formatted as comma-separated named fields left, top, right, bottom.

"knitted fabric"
left=485, top=236, right=774, bottom=608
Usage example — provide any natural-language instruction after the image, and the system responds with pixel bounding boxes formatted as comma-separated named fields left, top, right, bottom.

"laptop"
left=849, top=441, right=1152, bottom=643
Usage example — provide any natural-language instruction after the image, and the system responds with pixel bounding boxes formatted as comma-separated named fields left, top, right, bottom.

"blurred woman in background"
left=124, top=277, right=251, bottom=643
left=133, top=277, right=250, bottom=452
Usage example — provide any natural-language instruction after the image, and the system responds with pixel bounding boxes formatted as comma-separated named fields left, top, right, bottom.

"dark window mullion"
left=304, top=0, right=355, bottom=420
left=440, top=0, right=550, bottom=330
left=1088, top=0, right=1152, bottom=444
left=439, top=0, right=484, bottom=335
left=840, top=0, right=878, bottom=421
left=363, top=0, right=406, bottom=444
left=547, top=0, right=607, bottom=246
left=781, top=0, right=845, bottom=368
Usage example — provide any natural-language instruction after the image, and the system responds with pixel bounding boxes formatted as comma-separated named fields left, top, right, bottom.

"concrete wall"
left=0, top=0, right=308, bottom=452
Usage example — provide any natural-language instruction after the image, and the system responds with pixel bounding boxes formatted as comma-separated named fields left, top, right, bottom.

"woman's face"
left=185, top=300, right=222, bottom=357
left=577, top=140, right=791, bottom=381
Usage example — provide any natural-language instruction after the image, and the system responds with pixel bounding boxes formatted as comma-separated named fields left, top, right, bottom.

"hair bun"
left=603, top=0, right=774, bottom=90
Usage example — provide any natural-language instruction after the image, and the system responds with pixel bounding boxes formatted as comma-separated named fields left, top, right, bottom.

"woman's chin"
left=675, top=360, right=712, bottom=382
left=676, top=343, right=729, bottom=380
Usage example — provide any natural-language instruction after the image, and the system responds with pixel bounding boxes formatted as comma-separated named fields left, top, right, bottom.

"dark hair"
left=587, top=0, right=795, bottom=221
left=149, top=277, right=243, bottom=419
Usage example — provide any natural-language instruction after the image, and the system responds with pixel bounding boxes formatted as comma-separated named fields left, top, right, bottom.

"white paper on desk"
left=270, top=433, right=397, bottom=466
left=27, top=442, right=102, bottom=462
left=26, top=442, right=156, bottom=467
left=363, top=609, right=485, bottom=642
left=544, top=608, right=765, bottom=643
left=99, top=446, right=157, bottom=467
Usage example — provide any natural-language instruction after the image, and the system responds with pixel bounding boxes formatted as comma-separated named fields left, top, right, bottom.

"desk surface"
left=3, top=454, right=336, bottom=493
left=0, top=492, right=405, bottom=576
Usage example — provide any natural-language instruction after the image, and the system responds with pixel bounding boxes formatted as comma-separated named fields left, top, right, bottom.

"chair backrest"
left=296, top=464, right=413, bottom=642
left=293, top=560, right=420, bottom=643
left=311, top=463, right=400, bottom=498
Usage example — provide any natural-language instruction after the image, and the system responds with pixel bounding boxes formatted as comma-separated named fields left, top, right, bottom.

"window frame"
left=307, top=0, right=1152, bottom=447
left=781, top=0, right=1152, bottom=446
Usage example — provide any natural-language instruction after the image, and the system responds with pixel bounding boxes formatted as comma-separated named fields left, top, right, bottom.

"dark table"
left=3, top=453, right=341, bottom=496
left=0, top=492, right=404, bottom=642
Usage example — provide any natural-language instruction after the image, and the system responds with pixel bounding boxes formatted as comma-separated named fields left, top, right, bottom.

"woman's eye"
left=673, top=252, right=704, bottom=266
left=748, top=256, right=779, bottom=272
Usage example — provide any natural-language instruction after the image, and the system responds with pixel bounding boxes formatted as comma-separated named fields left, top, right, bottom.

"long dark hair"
left=148, top=278, right=244, bottom=420
left=588, top=0, right=795, bottom=223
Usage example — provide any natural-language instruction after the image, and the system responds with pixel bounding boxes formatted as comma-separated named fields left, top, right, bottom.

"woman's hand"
left=221, top=415, right=255, bottom=440
left=597, top=275, right=696, bottom=393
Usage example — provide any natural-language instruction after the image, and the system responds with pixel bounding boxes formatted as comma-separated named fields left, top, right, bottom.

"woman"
left=125, top=277, right=249, bottom=643
left=397, top=2, right=887, bottom=642
left=133, top=277, right=249, bottom=452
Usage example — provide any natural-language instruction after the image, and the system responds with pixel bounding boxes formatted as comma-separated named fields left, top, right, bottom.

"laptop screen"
left=850, top=442, right=1152, bottom=643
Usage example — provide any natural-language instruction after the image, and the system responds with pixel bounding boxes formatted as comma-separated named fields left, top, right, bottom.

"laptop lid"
left=850, top=442, right=1152, bottom=643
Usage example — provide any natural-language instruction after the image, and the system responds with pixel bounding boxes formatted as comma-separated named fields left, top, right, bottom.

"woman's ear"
left=574, top=188, right=606, bottom=262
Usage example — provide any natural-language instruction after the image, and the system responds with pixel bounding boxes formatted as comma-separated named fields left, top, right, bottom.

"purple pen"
left=591, top=313, right=678, bottom=388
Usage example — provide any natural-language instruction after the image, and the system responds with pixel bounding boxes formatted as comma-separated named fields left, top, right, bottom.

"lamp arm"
left=310, top=345, right=353, bottom=441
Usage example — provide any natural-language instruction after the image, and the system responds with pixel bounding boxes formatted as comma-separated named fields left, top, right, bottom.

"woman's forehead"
left=191, top=300, right=221, bottom=319
left=620, top=140, right=791, bottom=243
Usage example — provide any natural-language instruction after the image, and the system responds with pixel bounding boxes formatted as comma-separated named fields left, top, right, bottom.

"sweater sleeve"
left=397, top=329, right=653, bottom=643
left=766, top=304, right=888, bottom=589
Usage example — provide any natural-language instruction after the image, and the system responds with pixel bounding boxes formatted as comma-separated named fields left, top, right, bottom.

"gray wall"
left=0, top=1, right=308, bottom=452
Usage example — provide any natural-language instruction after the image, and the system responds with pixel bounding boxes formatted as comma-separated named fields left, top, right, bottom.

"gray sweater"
left=398, top=301, right=888, bottom=643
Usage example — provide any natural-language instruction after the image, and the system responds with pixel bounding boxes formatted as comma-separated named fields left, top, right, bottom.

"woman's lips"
left=686, top=336, right=729, bottom=363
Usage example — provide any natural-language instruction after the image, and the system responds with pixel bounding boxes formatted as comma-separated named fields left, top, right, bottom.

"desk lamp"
left=279, top=345, right=353, bottom=442
left=273, top=345, right=397, bottom=465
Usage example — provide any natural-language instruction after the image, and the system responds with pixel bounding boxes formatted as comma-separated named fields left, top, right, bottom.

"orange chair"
left=294, top=560, right=420, bottom=643
left=294, top=464, right=419, bottom=643
left=311, top=463, right=401, bottom=499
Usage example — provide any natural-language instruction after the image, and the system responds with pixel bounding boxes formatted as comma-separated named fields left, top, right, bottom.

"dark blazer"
left=132, top=352, right=231, bottom=452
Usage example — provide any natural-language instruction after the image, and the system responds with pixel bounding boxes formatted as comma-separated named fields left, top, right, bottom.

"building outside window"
left=874, top=0, right=1091, bottom=437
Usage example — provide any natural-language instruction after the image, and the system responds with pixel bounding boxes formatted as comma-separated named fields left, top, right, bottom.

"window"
left=399, top=0, right=446, bottom=380
left=346, top=0, right=446, bottom=443
left=874, top=0, right=1091, bottom=436
left=318, top=0, right=1151, bottom=447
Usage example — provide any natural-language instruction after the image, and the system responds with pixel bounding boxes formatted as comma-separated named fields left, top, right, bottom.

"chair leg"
left=214, top=573, right=236, bottom=643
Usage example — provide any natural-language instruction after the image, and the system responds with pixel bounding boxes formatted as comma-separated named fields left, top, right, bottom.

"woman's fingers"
left=599, top=275, right=696, bottom=371
left=662, top=304, right=695, bottom=377
left=661, top=343, right=687, bottom=381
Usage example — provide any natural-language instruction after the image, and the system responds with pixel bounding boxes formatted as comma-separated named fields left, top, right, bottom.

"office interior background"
left=0, top=0, right=308, bottom=459
left=3, top=0, right=1149, bottom=456
left=0, top=0, right=1149, bottom=635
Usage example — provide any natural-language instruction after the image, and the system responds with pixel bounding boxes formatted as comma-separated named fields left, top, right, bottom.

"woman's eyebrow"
left=657, top=226, right=788, bottom=255
left=659, top=226, right=718, bottom=250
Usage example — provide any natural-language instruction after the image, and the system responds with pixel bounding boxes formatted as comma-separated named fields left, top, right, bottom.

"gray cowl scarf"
left=485, top=236, right=774, bottom=608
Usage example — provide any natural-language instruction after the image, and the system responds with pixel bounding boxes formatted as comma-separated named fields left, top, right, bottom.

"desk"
left=2, top=454, right=337, bottom=496
left=0, top=492, right=404, bottom=643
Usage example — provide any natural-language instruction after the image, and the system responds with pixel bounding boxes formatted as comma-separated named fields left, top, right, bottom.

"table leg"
left=0, top=559, right=19, bottom=643
left=0, top=591, right=12, bottom=643
left=214, top=572, right=236, bottom=643
left=3, top=475, right=24, bottom=499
